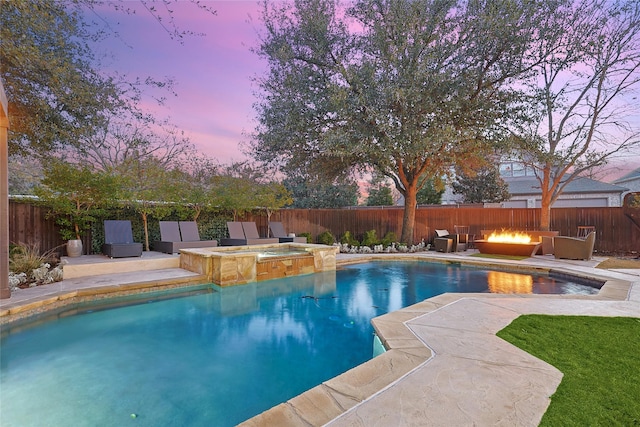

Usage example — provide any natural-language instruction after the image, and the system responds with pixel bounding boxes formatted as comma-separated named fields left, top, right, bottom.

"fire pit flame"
left=487, top=231, right=532, bottom=244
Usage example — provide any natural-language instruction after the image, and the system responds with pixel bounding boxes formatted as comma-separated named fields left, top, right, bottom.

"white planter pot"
left=67, top=239, right=83, bottom=257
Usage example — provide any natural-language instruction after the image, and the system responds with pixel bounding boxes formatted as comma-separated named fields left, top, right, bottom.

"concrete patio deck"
left=2, top=249, right=640, bottom=426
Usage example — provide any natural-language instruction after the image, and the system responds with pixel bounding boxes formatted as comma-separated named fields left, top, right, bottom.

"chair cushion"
left=179, top=221, right=201, bottom=242
left=159, top=221, right=181, bottom=242
left=227, top=222, right=245, bottom=239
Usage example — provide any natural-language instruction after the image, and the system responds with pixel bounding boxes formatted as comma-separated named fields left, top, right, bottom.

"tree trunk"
left=400, top=185, right=418, bottom=244
left=539, top=168, right=553, bottom=231
left=142, top=211, right=149, bottom=251
left=539, top=201, right=551, bottom=231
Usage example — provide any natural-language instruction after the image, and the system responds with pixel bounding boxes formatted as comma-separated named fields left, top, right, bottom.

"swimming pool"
left=0, top=261, right=599, bottom=426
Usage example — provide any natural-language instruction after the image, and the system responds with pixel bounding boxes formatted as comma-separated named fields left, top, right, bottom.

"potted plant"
left=35, top=160, right=121, bottom=257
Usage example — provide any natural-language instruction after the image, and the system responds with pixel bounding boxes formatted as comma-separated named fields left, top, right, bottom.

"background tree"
left=116, top=156, right=183, bottom=251
left=511, top=0, right=640, bottom=230
left=366, top=176, right=394, bottom=206
left=452, top=167, right=510, bottom=204
left=254, top=182, right=293, bottom=220
left=8, top=155, right=42, bottom=195
left=1, top=0, right=123, bottom=157
left=34, top=160, right=122, bottom=241
left=251, top=0, right=547, bottom=243
left=366, top=186, right=394, bottom=206
left=172, top=155, right=222, bottom=221
left=282, top=173, right=359, bottom=208
left=416, top=178, right=444, bottom=205
left=71, top=119, right=197, bottom=172
left=1, top=0, right=215, bottom=159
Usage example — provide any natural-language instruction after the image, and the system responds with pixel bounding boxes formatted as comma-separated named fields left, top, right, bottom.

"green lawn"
left=497, top=315, right=640, bottom=426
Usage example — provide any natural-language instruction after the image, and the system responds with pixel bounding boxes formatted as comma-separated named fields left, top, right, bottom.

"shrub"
left=361, top=229, right=380, bottom=247
left=381, top=231, right=398, bottom=247
left=9, top=243, right=59, bottom=275
left=340, top=231, right=360, bottom=246
left=317, top=230, right=336, bottom=245
left=298, top=232, right=312, bottom=243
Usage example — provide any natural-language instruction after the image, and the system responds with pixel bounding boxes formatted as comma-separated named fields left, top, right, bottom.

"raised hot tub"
left=179, top=243, right=339, bottom=287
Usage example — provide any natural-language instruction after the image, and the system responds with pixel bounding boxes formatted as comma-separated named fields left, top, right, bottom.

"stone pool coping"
left=2, top=251, right=640, bottom=425
left=240, top=253, right=640, bottom=426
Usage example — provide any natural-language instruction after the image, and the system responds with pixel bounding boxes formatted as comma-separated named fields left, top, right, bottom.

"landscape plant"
left=298, top=232, right=312, bottom=243
left=8, top=243, right=58, bottom=276
left=361, top=230, right=380, bottom=247
left=317, top=230, right=336, bottom=245
left=340, top=231, right=360, bottom=247
left=380, top=231, right=398, bottom=248
left=8, top=243, right=63, bottom=288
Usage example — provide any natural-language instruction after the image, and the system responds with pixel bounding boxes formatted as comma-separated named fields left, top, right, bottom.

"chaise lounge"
left=153, top=221, right=218, bottom=254
left=269, top=221, right=307, bottom=243
left=102, top=220, right=143, bottom=258
left=220, top=221, right=279, bottom=246
left=553, top=231, right=596, bottom=260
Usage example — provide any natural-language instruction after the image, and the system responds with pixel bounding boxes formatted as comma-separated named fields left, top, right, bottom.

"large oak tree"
left=250, top=0, right=550, bottom=243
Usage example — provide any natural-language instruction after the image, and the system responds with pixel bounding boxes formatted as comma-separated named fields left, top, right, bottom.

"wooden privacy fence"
left=8, top=201, right=640, bottom=255
left=268, top=206, right=639, bottom=254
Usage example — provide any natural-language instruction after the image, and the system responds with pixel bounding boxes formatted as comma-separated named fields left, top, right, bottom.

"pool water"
left=0, top=261, right=598, bottom=426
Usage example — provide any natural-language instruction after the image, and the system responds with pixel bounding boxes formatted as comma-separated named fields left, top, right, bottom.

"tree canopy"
left=1, top=0, right=122, bottom=157
left=251, top=0, right=551, bottom=243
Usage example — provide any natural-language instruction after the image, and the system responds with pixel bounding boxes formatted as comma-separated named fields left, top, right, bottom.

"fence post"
left=1, top=78, right=11, bottom=299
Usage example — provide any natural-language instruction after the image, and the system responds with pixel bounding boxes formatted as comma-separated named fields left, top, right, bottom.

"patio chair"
left=434, top=229, right=461, bottom=253
left=269, top=221, right=307, bottom=243
left=241, top=222, right=279, bottom=245
left=553, top=231, right=596, bottom=260
left=153, top=221, right=218, bottom=254
left=102, top=220, right=143, bottom=258
left=453, top=225, right=470, bottom=250
left=179, top=221, right=218, bottom=247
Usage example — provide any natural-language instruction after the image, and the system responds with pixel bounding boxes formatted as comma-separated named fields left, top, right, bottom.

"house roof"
left=507, top=176, right=628, bottom=196
left=613, top=167, right=640, bottom=184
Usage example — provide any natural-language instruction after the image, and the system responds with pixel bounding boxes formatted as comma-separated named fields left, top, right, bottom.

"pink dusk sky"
left=91, top=1, right=639, bottom=181
left=92, top=1, right=266, bottom=163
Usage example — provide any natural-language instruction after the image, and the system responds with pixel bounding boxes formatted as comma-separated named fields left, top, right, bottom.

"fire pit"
left=474, top=231, right=541, bottom=257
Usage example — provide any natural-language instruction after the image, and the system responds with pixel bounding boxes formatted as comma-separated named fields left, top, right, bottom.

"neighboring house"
left=437, top=160, right=630, bottom=207
left=502, top=176, right=628, bottom=208
left=613, top=167, right=640, bottom=199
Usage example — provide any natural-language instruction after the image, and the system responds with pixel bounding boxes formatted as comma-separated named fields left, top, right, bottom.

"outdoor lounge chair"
left=220, top=221, right=279, bottom=246
left=153, top=221, right=218, bottom=254
left=553, top=231, right=596, bottom=260
left=269, top=221, right=307, bottom=243
left=434, top=229, right=463, bottom=252
left=102, top=220, right=143, bottom=258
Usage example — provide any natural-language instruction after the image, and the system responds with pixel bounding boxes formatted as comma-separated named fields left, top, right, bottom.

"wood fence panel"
left=9, top=201, right=65, bottom=255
